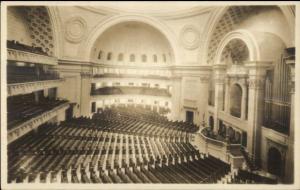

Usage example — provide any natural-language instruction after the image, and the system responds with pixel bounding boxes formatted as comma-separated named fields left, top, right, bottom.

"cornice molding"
left=76, top=6, right=214, bottom=20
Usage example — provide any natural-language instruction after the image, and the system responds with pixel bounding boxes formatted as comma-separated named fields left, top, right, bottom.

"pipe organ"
left=263, top=49, right=292, bottom=134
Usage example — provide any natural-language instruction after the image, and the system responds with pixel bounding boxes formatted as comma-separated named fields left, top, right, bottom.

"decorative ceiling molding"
left=180, top=25, right=201, bottom=50
left=76, top=6, right=214, bottom=20
left=64, top=16, right=87, bottom=43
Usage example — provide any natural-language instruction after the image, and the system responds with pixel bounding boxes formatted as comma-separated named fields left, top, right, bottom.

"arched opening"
left=234, top=131, right=241, bottom=144
left=118, top=53, right=124, bottom=61
left=268, top=147, right=283, bottom=177
left=153, top=54, right=157, bottom=62
left=142, top=54, right=147, bottom=62
left=162, top=54, right=167, bottom=63
left=209, top=116, right=214, bottom=130
left=98, top=51, right=103, bottom=59
left=230, top=83, right=242, bottom=118
left=107, top=52, right=112, bottom=60
left=130, top=54, right=135, bottom=62
left=220, top=39, right=249, bottom=65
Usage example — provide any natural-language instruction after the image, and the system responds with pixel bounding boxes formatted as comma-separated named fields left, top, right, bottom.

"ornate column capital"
left=247, top=77, right=265, bottom=90
left=199, top=75, right=210, bottom=83
left=244, top=61, right=272, bottom=90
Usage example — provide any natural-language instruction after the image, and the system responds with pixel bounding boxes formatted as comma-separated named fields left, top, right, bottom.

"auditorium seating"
left=7, top=40, right=48, bottom=56
left=7, top=65, right=60, bottom=84
left=229, top=170, right=277, bottom=184
left=8, top=106, right=231, bottom=183
left=7, top=93, right=68, bottom=130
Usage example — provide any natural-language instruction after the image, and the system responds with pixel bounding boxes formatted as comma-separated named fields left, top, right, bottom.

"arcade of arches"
left=4, top=3, right=296, bottom=185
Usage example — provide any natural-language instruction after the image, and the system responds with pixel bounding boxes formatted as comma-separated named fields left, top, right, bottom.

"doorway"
left=268, top=147, right=283, bottom=177
left=186, top=111, right=194, bottom=124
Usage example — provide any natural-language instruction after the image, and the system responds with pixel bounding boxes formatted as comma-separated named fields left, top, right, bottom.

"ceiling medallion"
left=180, top=25, right=201, bottom=50
left=65, top=17, right=87, bottom=43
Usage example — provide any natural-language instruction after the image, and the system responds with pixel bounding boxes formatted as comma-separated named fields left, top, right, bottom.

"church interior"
left=3, top=3, right=296, bottom=185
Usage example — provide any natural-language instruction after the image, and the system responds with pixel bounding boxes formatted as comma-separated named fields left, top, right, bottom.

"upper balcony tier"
left=7, top=40, right=57, bottom=65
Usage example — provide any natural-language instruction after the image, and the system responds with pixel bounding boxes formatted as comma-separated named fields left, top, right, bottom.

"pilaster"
left=245, top=61, right=272, bottom=165
left=213, top=64, right=227, bottom=133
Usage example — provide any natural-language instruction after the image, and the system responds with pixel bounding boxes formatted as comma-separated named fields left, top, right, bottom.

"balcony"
left=91, top=86, right=171, bottom=97
left=93, top=73, right=170, bottom=80
left=7, top=48, right=57, bottom=65
left=7, top=78, right=64, bottom=97
left=7, top=100, right=69, bottom=144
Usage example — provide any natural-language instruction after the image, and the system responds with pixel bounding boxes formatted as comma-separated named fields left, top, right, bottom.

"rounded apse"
left=91, top=21, right=174, bottom=65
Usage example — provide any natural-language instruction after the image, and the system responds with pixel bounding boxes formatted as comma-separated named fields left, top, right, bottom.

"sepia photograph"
left=1, top=1, right=299, bottom=190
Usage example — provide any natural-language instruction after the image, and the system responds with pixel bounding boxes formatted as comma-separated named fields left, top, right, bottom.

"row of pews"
left=8, top=107, right=230, bottom=183
left=229, top=170, right=277, bottom=184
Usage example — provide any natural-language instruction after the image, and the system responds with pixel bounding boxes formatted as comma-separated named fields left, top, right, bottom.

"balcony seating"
left=7, top=93, right=68, bottom=130
left=7, top=40, right=48, bottom=56
left=7, top=65, right=60, bottom=84
left=8, top=107, right=231, bottom=184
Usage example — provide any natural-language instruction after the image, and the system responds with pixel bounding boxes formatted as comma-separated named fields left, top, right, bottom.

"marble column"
left=213, top=64, right=227, bottom=133
left=245, top=61, right=272, bottom=165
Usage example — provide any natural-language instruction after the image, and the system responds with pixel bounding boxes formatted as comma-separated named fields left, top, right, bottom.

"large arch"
left=214, top=29, right=259, bottom=65
left=78, top=14, right=180, bottom=65
left=200, top=5, right=295, bottom=65
left=214, top=29, right=286, bottom=65
left=47, top=7, right=62, bottom=58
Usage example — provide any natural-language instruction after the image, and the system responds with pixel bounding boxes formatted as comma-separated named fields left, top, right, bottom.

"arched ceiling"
left=221, top=39, right=249, bottom=64
left=207, top=6, right=259, bottom=65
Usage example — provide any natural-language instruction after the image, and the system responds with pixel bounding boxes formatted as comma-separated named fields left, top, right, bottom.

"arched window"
left=153, top=54, right=157, bottom=63
left=230, top=84, right=242, bottom=118
left=118, top=53, right=124, bottom=61
left=162, top=54, right=167, bottom=63
left=107, top=52, right=112, bottom=60
left=130, top=54, right=135, bottom=62
left=142, top=54, right=147, bottom=62
left=98, top=51, right=103, bottom=60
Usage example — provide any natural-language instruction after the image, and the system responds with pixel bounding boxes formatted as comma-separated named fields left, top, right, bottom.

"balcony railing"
left=7, top=48, right=57, bottom=65
left=7, top=78, right=64, bottom=97
left=91, top=86, right=171, bottom=97
left=93, top=73, right=170, bottom=80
